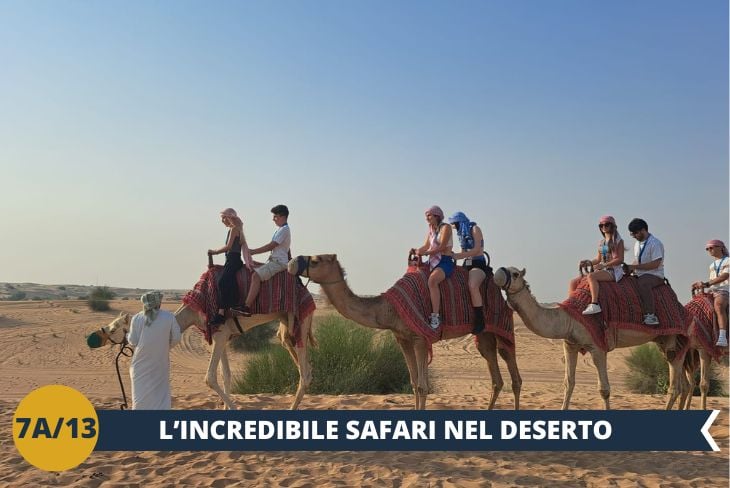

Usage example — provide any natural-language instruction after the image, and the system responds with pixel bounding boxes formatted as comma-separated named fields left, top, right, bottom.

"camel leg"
left=220, top=344, right=232, bottom=396
left=395, top=335, right=419, bottom=410
left=498, top=347, right=522, bottom=410
left=475, top=333, right=504, bottom=410
left=588, top=349, right=610, bottom=410
left=561, top=342, right=580, bottom=410
left=680, top=350, right=697, bottom=410
left=664, top=356, right=685, bottom=410
left=413, top=336, right=430, bottom=410
left=699, top=350, right=711, bottom=410
left=279, top=315, right=312, bottom=410
left=206, top=330, right=236, bottom=410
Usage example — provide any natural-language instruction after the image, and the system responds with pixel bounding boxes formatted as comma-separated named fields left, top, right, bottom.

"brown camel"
left=94, top=305, right=315, bottom=410
left=680, top=291, right=728, bottom=410
left=492, top=266, right=689, bottom=410
left=288, top=254, right=522, bottom=410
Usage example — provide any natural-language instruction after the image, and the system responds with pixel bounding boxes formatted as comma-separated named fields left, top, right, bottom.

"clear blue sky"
left=1, top=1, right=727, bottom=302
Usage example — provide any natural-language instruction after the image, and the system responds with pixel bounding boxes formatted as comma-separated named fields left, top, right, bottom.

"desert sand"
left=1, top=299, right=728, bottom=487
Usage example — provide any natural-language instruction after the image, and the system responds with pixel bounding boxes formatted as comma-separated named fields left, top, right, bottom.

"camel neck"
left=319, top=281, right=384, bottom=330
left=508, top=287, right=570, bottom=340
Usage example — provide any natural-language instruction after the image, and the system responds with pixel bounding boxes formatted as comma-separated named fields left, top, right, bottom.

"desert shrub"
left=58, top=286, right=66, bottom=290
left=88, top=286, right=115, bottom=311
left=625, top=344, right=725, bottom=396
left=229, top=320, right=279, bottom=352
left=233, top=315, right=410, bottom=395
left=8, top=291, right=26, bottom=301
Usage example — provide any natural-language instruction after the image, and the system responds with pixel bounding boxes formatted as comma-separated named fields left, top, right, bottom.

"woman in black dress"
left=208, top=208, right=250, bottom=326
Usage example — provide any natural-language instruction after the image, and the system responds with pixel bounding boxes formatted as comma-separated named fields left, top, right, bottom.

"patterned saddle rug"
left=182, top=265, right=316, bottom=345
left=559, top=276, right=689, bottom=352
left=685, top=293, right=728, bottom=362
left=382, top=264, right=514, bottom=353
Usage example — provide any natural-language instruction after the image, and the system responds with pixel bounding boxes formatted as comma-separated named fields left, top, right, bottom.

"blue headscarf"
left=448, top=211, right=477, bottom=251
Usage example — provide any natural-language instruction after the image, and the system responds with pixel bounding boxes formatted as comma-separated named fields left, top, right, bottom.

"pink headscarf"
left=706, top=239, right=729, bottom=256
left=425, top=205, right=444, bottom=219
left=220, top=208, right=238, bottom=218
left=599, top=215, right=616, bottom=225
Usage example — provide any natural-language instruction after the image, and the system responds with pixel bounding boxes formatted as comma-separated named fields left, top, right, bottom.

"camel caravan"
left=87, top=206, right=728, bottom=411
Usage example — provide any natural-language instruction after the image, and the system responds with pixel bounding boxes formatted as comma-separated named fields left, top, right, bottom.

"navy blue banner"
left=95, top=410, right=719, bottom=452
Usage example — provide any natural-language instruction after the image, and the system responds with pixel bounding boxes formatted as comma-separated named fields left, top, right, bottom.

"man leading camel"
left=239, top=204, right=292, bottom=317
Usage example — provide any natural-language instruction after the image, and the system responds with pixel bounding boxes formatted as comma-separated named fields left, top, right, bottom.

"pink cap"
left=706, top=239, right=725, bottom=248
left=425, top=205, right=444, bottom=219
left=220, top=208, right=238, bottom=218
left=599, top=215, right=616, bottom=225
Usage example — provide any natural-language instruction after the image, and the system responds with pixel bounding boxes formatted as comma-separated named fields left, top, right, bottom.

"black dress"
left=216, top=231, right=243, bottom=309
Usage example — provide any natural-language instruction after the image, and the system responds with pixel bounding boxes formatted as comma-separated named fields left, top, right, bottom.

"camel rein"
left=106, top=330, right=133, bottom=410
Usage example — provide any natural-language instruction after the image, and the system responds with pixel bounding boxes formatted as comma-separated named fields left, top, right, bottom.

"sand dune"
left=1, top=300, right=727, bottom=487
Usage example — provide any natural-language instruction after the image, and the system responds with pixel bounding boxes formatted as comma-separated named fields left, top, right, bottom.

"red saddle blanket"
left=182, top=265, right=316, bottom=345
left=685, top=293, right=728, bottom=362
left=559, top=276, right=688, bottom=351
left=382, top=266, right=514, bottom=352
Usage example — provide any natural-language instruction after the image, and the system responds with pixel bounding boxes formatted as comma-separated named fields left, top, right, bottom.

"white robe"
left=126, top=309, right=182, bottom=410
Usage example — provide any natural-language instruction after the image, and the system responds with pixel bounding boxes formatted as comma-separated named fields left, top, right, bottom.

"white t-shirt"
left=709, top=257, right=729, bottom=292
left=269, top=224, right=291, bottom=265
left=633, top=234, right=664, bottom=278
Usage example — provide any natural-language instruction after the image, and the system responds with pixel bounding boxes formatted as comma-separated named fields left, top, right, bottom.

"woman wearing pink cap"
left=411, top=205, right=454, bottom=330
left=569, top=216, right=626, bottom=315
left=692, top=240, right=729, bottom=347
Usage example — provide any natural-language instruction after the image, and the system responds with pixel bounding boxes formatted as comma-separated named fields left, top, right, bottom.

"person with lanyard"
left=448, top=211, right=489, bottom=334
left=126, top=291, right=182, bottom=410
left=208, top=208, right=252, bottom=326
left=692, top=239, right=729, bottom=347
left=411, top=205, right=454, bottom=330
left=239, top=204, right=292, bottom=317
left=573, top=215, right=626, bottom=315
left=624, top=218, right=664, bottom=325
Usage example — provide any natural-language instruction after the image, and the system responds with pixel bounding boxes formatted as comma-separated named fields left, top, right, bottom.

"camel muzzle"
left=288, top=255, right=310, bottom=277
left=493, top=267, right=511, bottom=290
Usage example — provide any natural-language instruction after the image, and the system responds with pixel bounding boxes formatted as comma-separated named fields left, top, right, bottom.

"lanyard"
left=638, top=235, right=652, bottom=264
left=715, top=256, right=727, bottom=277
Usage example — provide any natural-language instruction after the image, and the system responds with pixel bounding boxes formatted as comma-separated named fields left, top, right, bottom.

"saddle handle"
left=691, top=285, right=707, bottom=296
left=207, top=252, right=214, bottom=269
left=408, top=250, right=422, bottom=266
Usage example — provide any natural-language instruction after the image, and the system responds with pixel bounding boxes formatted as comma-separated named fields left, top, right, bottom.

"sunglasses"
left=598, top=223, right=614, bottom=229
left=706, top=246, right=716, bottom=251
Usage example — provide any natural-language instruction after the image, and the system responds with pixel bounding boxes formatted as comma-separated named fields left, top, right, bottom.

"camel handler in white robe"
left=126, top=291, right=182, bottom=409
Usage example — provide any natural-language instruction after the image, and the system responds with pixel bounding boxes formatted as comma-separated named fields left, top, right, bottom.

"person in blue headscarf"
left=449, top=211, right=489, bottom=334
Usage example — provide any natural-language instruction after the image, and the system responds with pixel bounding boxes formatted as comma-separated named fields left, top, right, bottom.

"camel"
left=288, top=254, right=522, bottom=410
left=95, top=306, right=315, bottom=410
left=680, top=290, right=728, bottom=410
left=492, top=266, right=689, bottom=410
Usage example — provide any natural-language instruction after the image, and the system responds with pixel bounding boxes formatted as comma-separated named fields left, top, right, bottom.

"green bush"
left=230, top=320, right=279, bottom=352
left=233, top=315, right=411, bottom=395
left=625, top=344, right=725, bottom=396
left=88, top=286, right=115, bottom=311
left=8, top=291, right=26, bottom=301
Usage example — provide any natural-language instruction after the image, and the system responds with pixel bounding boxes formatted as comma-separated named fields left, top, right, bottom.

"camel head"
left=288, top=254, right=345, bottom=284
left=86, top=312, right=130, bottom=349
left=493, top=266, right=527, bottom=294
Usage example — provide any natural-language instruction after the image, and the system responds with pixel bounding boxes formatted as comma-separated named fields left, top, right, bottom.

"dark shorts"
left=433, top=255, right=455, bottom=278
left=463, top=257, right=490, bottom=274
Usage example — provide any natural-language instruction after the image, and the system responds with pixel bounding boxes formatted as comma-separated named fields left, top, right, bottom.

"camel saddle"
left=560, top=276, right=689, bottom=352
left=182, top=265, right=315, bottom=345
left=685, top=293, right=729, bottom=362
left=382, top=263, right=514, bottom=352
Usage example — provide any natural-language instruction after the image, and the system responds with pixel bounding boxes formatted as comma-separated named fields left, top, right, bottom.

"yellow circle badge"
left=12, top=385, right=99, bottom=471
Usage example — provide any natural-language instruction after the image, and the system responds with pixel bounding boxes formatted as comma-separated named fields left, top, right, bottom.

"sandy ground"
left=1, top=299, right=728, bottom=487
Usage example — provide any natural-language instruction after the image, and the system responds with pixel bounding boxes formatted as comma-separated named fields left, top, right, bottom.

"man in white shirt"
left=239, top=204, right=291, bottom=316
left=624, top=218, right=664, bottom=325
left=127, top=291, right=182, bottom=409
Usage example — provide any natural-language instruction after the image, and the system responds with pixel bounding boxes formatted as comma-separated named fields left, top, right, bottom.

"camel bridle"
left=294, top=256, right=346, bottom=286
left=496, top=267, right=528, bottom=297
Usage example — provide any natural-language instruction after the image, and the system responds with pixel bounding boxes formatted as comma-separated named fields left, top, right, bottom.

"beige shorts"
left=255, top=260, right=287, bottom=281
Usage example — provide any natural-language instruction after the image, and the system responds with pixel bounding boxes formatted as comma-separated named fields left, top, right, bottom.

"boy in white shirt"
left=239, top=205, right=291, bottom=316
